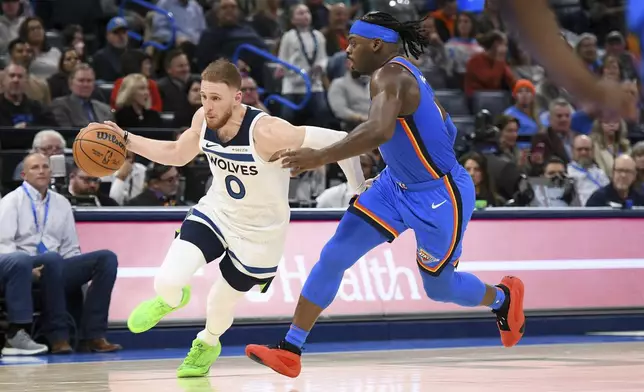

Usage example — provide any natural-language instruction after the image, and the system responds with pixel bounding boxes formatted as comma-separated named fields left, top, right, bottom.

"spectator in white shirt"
left=102, top=151, right=146, bottom=205
left=316, top=154, right=376, bottom=208
left=567, top=134, right=609, bottom=206
left=276, top=4, right=330, bottom=127
left=327, top=59, right=370, bottom=131
left=0, top=153, right=122, bottom=354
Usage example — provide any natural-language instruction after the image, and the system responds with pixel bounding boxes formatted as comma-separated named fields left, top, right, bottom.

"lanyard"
left=570, top=163, right=602, bottom=188
left=21, top=183, right=50, bottom=234
left=295, top=29, right=318, bottom=68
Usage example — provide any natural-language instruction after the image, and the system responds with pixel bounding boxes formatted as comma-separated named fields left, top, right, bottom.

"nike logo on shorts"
left=432, top=200, right=447, bottom=209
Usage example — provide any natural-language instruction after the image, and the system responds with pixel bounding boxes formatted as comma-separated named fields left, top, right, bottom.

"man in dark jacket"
left=91, top=17, right=129, bottom=82
left=0, top=63, right=56, bottom=127
left=127, top=164, right=186, bottom=206
left=196, top=0, right=268, bottom=85
left=586, top=154, right=644, bottom=208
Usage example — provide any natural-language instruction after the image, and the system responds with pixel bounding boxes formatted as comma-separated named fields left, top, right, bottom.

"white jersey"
left=196, top=105, right=291, bottom=243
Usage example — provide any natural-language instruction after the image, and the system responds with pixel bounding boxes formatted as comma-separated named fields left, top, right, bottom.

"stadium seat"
left=45, top=30, right=63, bottom=50
left=471, top=91, right=511, bottom=117
left=160, top=112, right=175, bottom=128
left=262, top=63, right=282, bottom=95
left=451, top=115, right=475, bottom=156
left=435, top=89, right=470, bottom=116
left=97, top=83, right=114, bottom=103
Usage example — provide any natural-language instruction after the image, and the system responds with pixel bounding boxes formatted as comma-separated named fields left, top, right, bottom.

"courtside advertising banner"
left=76, top=218, right=644, bottom=322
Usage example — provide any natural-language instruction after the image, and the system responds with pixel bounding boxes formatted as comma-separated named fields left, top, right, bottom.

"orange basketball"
left=73, top=126, right=127, bottom=177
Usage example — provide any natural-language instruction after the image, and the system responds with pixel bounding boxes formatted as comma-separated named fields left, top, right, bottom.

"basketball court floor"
left=1, top=335, right=643, bottom=392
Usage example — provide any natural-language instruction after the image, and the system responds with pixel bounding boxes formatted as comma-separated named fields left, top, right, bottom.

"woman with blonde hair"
left=589, top=115, right=632, bottom=177
left=114, top=73, right=162, bottom=129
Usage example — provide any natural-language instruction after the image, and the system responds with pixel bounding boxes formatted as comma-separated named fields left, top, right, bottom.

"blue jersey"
left=346, top=56, right=475, bottom=277
left=378, top=56, right=459, bottom=185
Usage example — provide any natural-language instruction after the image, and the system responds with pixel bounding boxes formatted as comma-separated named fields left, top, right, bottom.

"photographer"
left=530, top=157, right=579, bottom=207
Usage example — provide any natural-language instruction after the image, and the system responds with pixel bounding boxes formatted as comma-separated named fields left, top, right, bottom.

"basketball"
left=73, top=125, right=127, bottom=177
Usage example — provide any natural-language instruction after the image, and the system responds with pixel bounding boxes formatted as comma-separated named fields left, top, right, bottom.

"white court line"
left=116, top=259, right=644, bottom=278
left=458, top=259, right=644, bottom=272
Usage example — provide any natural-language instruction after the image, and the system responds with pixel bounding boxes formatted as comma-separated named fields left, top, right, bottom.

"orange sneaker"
left=245, top=341, right=302, bottom=378
left=493, top=276, right=525, bottom=347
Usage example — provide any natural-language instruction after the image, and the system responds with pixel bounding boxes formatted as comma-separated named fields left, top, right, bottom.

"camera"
left=456, top=110, right=500, bottom=156
left=549, top=172, right=576, bottom=204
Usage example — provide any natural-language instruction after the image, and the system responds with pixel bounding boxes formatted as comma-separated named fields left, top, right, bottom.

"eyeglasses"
left=614, top=168, right=636, bottom=175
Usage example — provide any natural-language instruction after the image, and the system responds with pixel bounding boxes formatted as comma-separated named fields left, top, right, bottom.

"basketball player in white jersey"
left=90, top=59, right=366, bottom=378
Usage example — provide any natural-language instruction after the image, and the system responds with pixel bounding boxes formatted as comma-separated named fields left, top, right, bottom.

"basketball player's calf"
left=177, top=255, right=274, bottom=378
left=419, top=262, right=525, bottom=348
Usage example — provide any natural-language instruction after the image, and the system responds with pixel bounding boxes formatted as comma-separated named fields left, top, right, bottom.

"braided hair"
left=360, top=12, right=429, bottom=59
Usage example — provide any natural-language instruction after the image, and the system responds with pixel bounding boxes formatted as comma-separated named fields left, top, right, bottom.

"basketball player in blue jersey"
left=245, top=11, right=525, bottom=378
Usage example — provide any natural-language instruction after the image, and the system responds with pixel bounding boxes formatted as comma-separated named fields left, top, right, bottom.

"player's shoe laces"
left=176, top=339, right=221, bottom=378
left=245, top=340, right=302, bottom=378
left=127, top=286, right=191, bottom=333
left=493, top=276, right=525, bottom=347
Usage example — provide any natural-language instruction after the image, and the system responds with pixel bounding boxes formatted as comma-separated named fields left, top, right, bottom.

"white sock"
left=154, top=238, right=206, bottom=307
left=196, top=277, right=246, bottom=346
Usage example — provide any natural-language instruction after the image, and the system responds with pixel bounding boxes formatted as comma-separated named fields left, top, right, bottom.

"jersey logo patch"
left=418, top=248, right=439, bottom=263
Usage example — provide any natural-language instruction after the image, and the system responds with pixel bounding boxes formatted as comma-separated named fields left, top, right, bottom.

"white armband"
left=303, top=126, right=366, bottom=194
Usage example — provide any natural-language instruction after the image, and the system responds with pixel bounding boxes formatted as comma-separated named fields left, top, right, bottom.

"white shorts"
left=183, top=203, right=287, bottom=281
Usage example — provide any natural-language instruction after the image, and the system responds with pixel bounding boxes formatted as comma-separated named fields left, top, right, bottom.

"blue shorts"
left=347, top=165, right=475, bottom=276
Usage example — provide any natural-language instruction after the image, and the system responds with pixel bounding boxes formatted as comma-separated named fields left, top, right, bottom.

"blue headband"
left=349, top=20, right=399, bottom=43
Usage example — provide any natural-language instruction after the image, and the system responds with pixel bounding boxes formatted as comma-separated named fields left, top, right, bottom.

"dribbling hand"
left=101, top=121, right=127, bottom=138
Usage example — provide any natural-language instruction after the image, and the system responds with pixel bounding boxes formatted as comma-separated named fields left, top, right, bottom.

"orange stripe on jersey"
left=353, top=197, right=399, bottom=239
left=397, top=118, right=442, bottom=179
left=416, top=176, right=463, bottom=275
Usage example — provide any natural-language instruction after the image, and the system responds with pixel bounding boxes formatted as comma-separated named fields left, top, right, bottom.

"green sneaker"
left=127, top=286, right=191, bottom=333
left=177, top=339, right=222, bottom=378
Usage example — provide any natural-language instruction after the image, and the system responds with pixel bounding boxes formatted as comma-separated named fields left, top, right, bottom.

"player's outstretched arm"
left=499, top=0, right=631, bottom=113
left=98, top=108, right=204, bottom=167
left=278, top=64, right=403, bottom=173
left=254, top=116, right=366, bottom=193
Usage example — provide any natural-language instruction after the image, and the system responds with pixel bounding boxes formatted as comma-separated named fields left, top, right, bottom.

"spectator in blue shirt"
left=0, top=153, right=122, bottom=354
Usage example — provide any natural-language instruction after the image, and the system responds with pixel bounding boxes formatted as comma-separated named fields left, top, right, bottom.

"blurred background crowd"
left=0, top=0, right=641, bottom=210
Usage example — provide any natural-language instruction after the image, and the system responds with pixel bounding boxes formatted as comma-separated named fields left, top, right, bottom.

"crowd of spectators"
left=0, top=0, right=643, bottom=355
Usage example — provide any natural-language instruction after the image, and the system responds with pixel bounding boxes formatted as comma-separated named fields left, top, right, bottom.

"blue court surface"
left=1, top=333, right=642, bottom=366
left=2, top=334, right=644, bottom=392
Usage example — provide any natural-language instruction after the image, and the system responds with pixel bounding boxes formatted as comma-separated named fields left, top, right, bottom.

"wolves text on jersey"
left=207, top=155, right=258, bottom=176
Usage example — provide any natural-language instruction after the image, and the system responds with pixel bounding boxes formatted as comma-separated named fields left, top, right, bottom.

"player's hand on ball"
left=278, top=148, right=325, bottom=176
left=101, top=120, right=126, bottom=138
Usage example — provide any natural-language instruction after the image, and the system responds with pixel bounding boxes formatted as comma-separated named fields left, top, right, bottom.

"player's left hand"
left=278, top=148, right=326, bottom=176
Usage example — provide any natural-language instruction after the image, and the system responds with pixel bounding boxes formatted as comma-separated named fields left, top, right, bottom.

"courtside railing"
left=233, top=43, right=312, bottom=111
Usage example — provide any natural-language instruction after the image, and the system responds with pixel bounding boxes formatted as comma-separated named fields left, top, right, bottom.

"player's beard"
left=206, top=105, right=233, bottom=130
